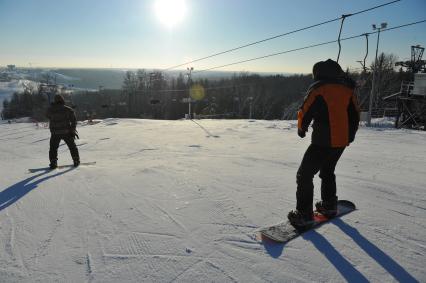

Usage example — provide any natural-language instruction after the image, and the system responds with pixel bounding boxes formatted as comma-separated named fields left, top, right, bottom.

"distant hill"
left=13, top=68, right=293, bottom=90
left=54, top=69, right=127, bottom=90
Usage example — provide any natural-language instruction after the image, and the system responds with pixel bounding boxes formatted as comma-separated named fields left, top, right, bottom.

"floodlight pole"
left=248, top=97, right=253, bottom=119
left=187, top=67, right=193, bottom=119
left=367, top=22, right=387, bottom=126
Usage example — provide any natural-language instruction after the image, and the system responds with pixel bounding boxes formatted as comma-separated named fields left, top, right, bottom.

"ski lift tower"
left=384, top=45, right=426, bottom=130
left=395, top=45, right=425, bottom=73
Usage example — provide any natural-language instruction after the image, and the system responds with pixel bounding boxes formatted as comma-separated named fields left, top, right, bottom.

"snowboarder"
left=288, top=59, right=360, bottom=227
left=46, top=94, right=80, bottom=169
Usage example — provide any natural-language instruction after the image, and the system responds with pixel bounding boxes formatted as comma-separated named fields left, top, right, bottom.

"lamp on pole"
left=367, top=22, right=387, bottom=126
left=186, top=67, right=194, bottom=119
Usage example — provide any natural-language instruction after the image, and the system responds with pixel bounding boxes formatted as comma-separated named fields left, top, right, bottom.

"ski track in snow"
left=0, top=119, right=425, bottom=282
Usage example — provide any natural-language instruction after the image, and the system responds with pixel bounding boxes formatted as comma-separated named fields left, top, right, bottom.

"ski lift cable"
left=193, top=20, right=426, bottom=74
left=124, top=21, right=426, bottom=97
left=163, top=0, right=401, bottom=71
left=146, top=19, right=424, bottom=81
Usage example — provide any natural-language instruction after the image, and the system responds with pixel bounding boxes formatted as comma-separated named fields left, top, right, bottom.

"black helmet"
left=312, top=59, right=345, bottom=80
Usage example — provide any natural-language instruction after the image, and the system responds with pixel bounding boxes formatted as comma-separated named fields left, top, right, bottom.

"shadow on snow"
left=0, top=168, right=73, bottom=211
left=261, top=219, right=418, bottom=282
left=303, top=229, right=369, bottom=282
left=332, top=218, right=419, bottom=283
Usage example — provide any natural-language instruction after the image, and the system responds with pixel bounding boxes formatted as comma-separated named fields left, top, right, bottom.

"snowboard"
left=257, top=200, right=356, bottom=244
left=28, top=161, right=96, bottom=173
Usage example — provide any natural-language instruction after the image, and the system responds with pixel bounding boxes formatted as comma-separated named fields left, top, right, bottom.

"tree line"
left=2, top=53, right=413, bottom=121
left=120, top=70, right=314, bottom=120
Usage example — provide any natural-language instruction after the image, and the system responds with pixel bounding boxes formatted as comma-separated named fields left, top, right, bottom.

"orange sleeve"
left=298, top=89, right=320, bottom=131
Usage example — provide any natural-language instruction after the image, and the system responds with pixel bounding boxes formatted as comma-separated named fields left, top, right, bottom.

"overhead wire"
left=163, top=0, right=401, bottom=71
left=132, top=20, right=425, bottom=94
left=193, top=20, right=426, bottom=74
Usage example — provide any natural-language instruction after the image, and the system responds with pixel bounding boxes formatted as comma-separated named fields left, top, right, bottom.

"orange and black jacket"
left=298, top=78, right=360, bottom=148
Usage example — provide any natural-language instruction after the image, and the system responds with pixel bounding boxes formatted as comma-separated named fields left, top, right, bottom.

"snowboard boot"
left=49, top=160, right=57, bottom=170
left=287, top=210, right=314, bottom=227
left=315, top=198, right=338, bottom=217
left=73, top=160, right=80, bottom=167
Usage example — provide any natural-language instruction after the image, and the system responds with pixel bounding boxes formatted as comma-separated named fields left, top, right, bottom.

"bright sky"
left=0, top=0, right=425, bottom=73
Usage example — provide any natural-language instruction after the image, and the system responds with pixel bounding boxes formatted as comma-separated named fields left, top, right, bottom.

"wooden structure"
left=383, top=46, right=426, bottom=130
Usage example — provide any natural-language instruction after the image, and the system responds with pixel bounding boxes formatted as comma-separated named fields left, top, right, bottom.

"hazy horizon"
left=1, top=0, right=425, bottom=74
left=0, top=67, right=300, bottom=93
left=1, top=66, right=297, bottom=75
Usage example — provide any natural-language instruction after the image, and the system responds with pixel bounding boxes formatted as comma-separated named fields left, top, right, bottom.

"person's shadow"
left=1, top=168, right=73, bottom=211
left=303, top=230, right=370, bottom=282
left=261, top=219, right=418, bottom=283
left=332, top=218, right=419, bottom=283
left=260, top=227, right=369, bottom=282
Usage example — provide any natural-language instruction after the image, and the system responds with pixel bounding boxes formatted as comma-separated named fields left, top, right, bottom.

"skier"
left=46, top=94, right=80, bottom=169
left=287, top=59, right=360, bottom=227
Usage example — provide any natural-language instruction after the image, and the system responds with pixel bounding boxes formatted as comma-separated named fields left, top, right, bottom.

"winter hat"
left=53, top=94, right=65, bottom=104
left=312, top=59, right=345, bottom=80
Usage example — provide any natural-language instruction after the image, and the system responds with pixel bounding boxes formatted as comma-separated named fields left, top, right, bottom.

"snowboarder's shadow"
left=0, top=168, right=73, bottom=212
left=261, top=219, right=417, bottom=282
left=302, top=228, right=369, bottom=282
left=331, top=218, right=418, bottom=283
left=302, top=219, right=417, bottom=283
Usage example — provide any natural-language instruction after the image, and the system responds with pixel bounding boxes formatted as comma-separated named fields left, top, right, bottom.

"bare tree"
left=370, top=53, right=400, bottom=108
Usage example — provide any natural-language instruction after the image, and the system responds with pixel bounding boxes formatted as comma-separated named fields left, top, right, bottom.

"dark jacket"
left=46, top=102, right=77, bottom=135
left=298, top=78, right=360, bottom=148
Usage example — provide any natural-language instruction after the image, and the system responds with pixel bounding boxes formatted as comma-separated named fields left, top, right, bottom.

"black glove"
left=72, top=129, right=79, bottom=139
left=298, top=128, right=306, bottom=138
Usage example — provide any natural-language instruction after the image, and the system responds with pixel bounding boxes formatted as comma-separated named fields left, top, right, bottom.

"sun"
left=154, top=0, right=187, bottom=28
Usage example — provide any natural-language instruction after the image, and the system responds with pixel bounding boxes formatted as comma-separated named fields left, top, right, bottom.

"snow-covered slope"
left=0, top=119, right=425, bottom=282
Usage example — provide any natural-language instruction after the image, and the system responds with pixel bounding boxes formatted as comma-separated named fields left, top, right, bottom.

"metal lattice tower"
left=396, top=45, right=426, bottom=73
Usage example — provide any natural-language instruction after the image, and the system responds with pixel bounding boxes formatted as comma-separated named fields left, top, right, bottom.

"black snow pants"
left=296, top=144, right=345, bottom=213
left=49, top=134, right=80, bottom=163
